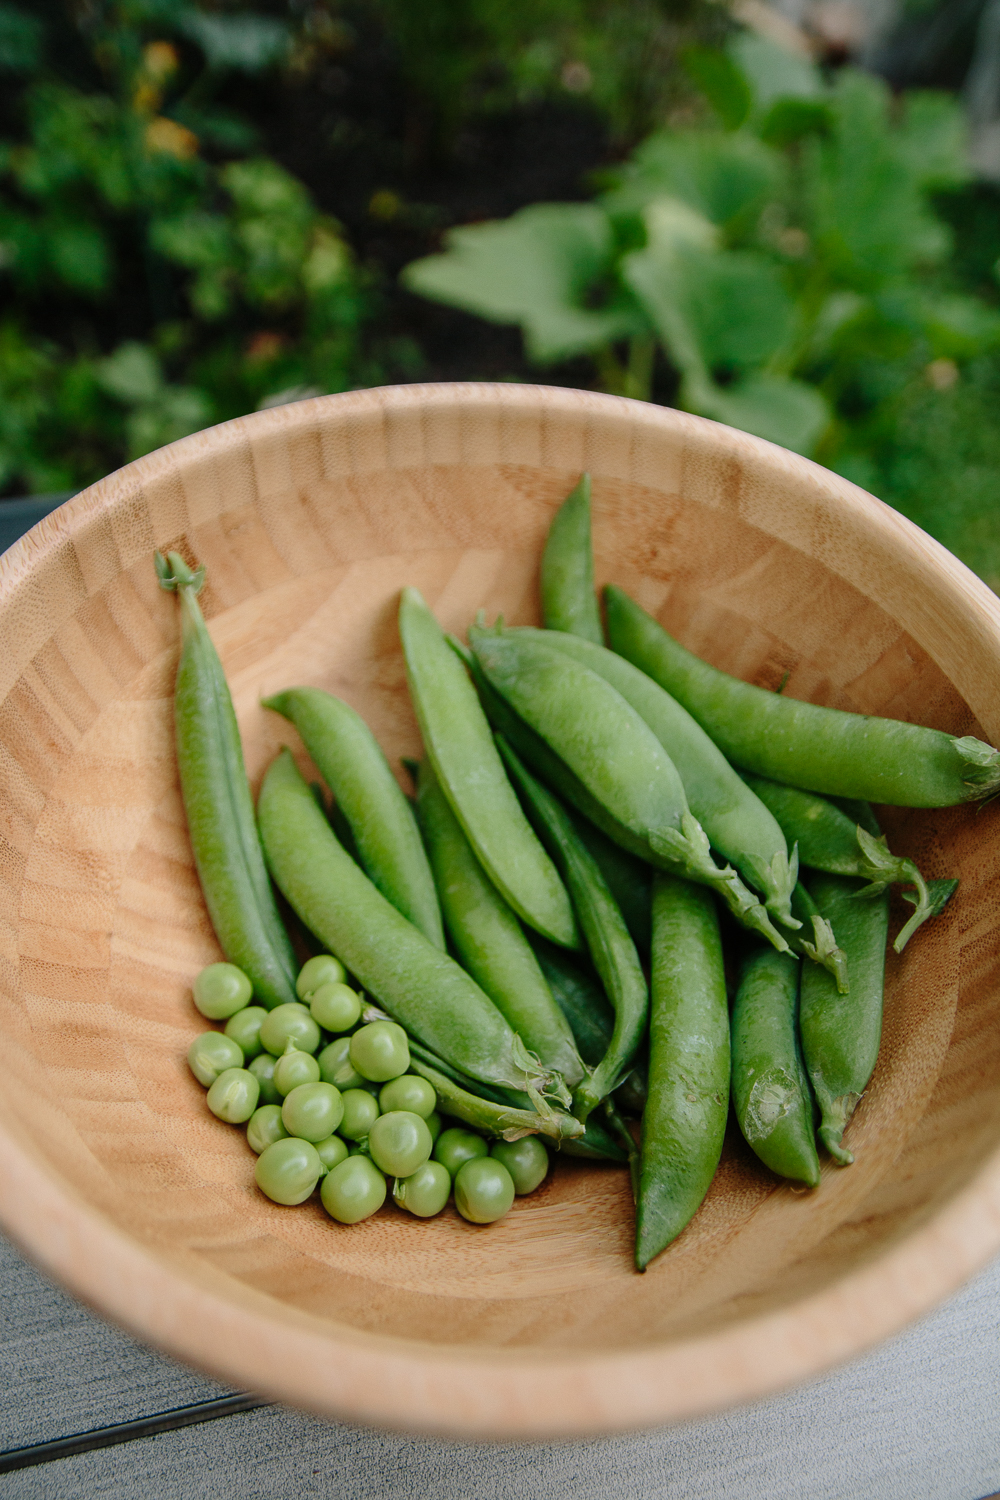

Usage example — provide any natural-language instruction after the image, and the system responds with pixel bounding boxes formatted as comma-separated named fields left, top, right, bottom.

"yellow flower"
left=145, top=117, right=199, bottom=159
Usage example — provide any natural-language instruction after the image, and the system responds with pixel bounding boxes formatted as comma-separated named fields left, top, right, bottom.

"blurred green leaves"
left=402, top=34, right=999, bottom=462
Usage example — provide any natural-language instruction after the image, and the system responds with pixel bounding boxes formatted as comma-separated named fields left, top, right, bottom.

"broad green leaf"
left=0, top=4, right=41, bottom=71
left=96, top=343, right=163, bottom=405
left=601, top=131, right=782, bottom=229
left=178, top=12, right=290, bottom=73
left=895, top=92, right=969, bottom=191
left=675, top=250, right=793, bottom=371
left=681, top=46, right=752, bottom=131
left=402, top=203, right=641, bottom=363
left=728, top=33, right=821, bottom=113
left=698, top=375, right=829, bottom=454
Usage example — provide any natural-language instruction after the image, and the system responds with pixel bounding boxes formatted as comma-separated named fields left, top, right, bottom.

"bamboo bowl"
left=3, top=383, right=1000, bottom=1439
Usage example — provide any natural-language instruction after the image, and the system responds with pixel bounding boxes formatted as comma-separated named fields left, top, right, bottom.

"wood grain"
left=2, top=384, right=1000, bottom=1437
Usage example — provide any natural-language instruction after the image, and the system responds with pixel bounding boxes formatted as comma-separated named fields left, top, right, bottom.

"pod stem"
left=408, top=1054, right=584, bottom=1143
left=155, top=550, right=205, bottom=595
left=853, top=827, right=939, bottom=953
left=818, top=1092, right=862, bottom=1165
left=603, top=1099, right=640, bottom=1203
left=953, top=735, right=1000, bottom=799
left=747, top=846, right=801, bottom=931
left=650, top=813, right=790, bottom=953
left=799, top=914, right=850, bottom=994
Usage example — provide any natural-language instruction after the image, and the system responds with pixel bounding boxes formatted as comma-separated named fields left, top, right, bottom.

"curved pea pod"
left=740, top=772, right=954, bottom=953
left=573, top=819, right=652, bottom=954
left=798, top=871, right=890, bottom=1166
left=496, top=737, right=648, bottom=1126
left=469, top=624, right=789, bottom=953
left=560, top=1119, right=629, bottom=1162
left=258, top=748, right=564, bottom=1110
left=530, top=937, right=647, bottom=1114
left=407, top=1054, right=583, bottom=1144
left=399, top=588, right=578, bottom=949
left=541, top=473, right=603, bottom=644
left=636, top=873, right=730, bottom=1271
left=262, top=687, right=444, bottom=949
left=511, top=627, right=799, bottom=932
left=605, top=585, right=1000, bottom=808
left=155, top=552, right=297, bottom=1010
left=415, top=758, right=585, bottom=1091
left=731, top=947, right=820, bottom=1187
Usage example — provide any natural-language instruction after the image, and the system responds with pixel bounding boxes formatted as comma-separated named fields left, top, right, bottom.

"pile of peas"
left=187, top=956, right=549, bottom=1227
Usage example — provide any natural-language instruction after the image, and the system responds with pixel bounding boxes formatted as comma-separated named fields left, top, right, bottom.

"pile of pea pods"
left=158, top=476, right=983, bottom=1268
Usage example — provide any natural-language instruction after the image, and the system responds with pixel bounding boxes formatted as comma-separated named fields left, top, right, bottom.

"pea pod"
left=799, top=870, right=890, bottom=1165
left=257, top=748, right=563, bottom=1110
left=155, top=552, right=297, bottom=1009
left=408, top=1053, right=583, bottom=1143
left=541, top=473, right=603, bottom=644
left=574, top=819, right=652, bottom=954
left=740, top=771, right=945, bottom=952
left=496, top=736, right=648, bottom=1125
left=469, top=624, right=789, bottom=952
left=605, top=585, right=1000, bottom=807
left=263, top=687, right=444, bottom=949
left=530, top=937, right=647, bottom=1114
left=636, top=873, right=730, bottom=1271
left=509, top=627, right=799, bottom=931
left=415, top=758, right=585, bottom=1089
left=731, top=947, right=820, bottom=1187
left=399, top=588, right=578, bottom=948
left=560, top=1119, right=629, bottom=1162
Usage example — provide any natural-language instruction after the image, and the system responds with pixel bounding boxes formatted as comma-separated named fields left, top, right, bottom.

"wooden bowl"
left=3, top=382, right=1000, bottom=1439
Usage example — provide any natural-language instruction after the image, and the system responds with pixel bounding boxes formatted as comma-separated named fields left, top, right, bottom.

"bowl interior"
left=3, top=385, right=1000, bottom=1427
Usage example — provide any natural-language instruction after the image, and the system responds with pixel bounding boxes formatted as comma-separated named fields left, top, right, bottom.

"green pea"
left=393, top=1160, right=451, bottom=1218
left=349, top=1021, right=410, bottom=1083
left=255, top=1136, right=323, bottom=1205
left=490, top=1136, right=549, bottom=1195
left=206, top=1067, right=259, bottom=1124
left=247, top=1104, right=289, bottom=1155
left=193, top=962, right=254, bottom=1019
left=339, top=1088, right=380, bottom=1141
left=309, top=982, right=362, bottom=1034
left=315, top=1135, right=349, bottom=1173
left=368, top=1111, right=433, bottom=1177
left=434, top=1127, right=488, bottom=1180
left=188, top=1031, right=244, bottom=1087
left=318, top=1036, right=367, bottom=1091
left=273, top=1044, right=321, bottom=1097
left=320, top=1154, right=387, bottom=1223
left=260, top=1003, right=321, bottom=1057
left=378, top=1074, right=437, bottom=1119
left=248, top=1051, right=281, bottom=1106
left=454, top=1157, right=515, bottom=1224
left=296, top=953, right=347, bottom=999
left=425, top=1109, right=443, bottom=1145
left=281, top=1082, right=345, bottom=1143
left=224, top=1005, right=267, bottom=1060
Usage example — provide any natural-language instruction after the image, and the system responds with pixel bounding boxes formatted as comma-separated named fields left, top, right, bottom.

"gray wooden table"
left=2, top=494, right=999, bottom=1499
left=2, top=1231, right=1000, bottom=1498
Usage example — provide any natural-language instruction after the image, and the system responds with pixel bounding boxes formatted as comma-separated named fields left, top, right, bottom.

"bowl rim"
left=3, top=380, right=1000, bottom=1439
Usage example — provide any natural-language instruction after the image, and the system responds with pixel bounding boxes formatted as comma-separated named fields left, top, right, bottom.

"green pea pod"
left=606, top=585, right=1000, bottom=808
left=496, top=736, right=649, bottom=1125
left=415, top=758, right=585, bottom=1090
left=560, top=1119, right=629, bottom=1162
left=263, top=687, right=445, bottom=949
left=731, top=947, right=820, bottom=1187
left=573, top=818, right=652, bottom=953
left=407, top=1054, right=583, bottom=1143
left=799, top=871, right=890, bottom=1165
left=530, top=939, right=647, bottom=1115
left=469, top=624, right=789, bottom=953
left=739, top=771, right=944, bottom=953
left=257, top=748, right=563, bottom=1109
left=788, top=881, right=849, bottom=994
left=541, top=473, right=603, bottom=644
left=155, top=552, right=297, bottom=1010
left=636, top=872, right=730, bottom=1271
left=399, top=588, right=578, bottom=949
left=508, top=627, right=799, bottom=931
